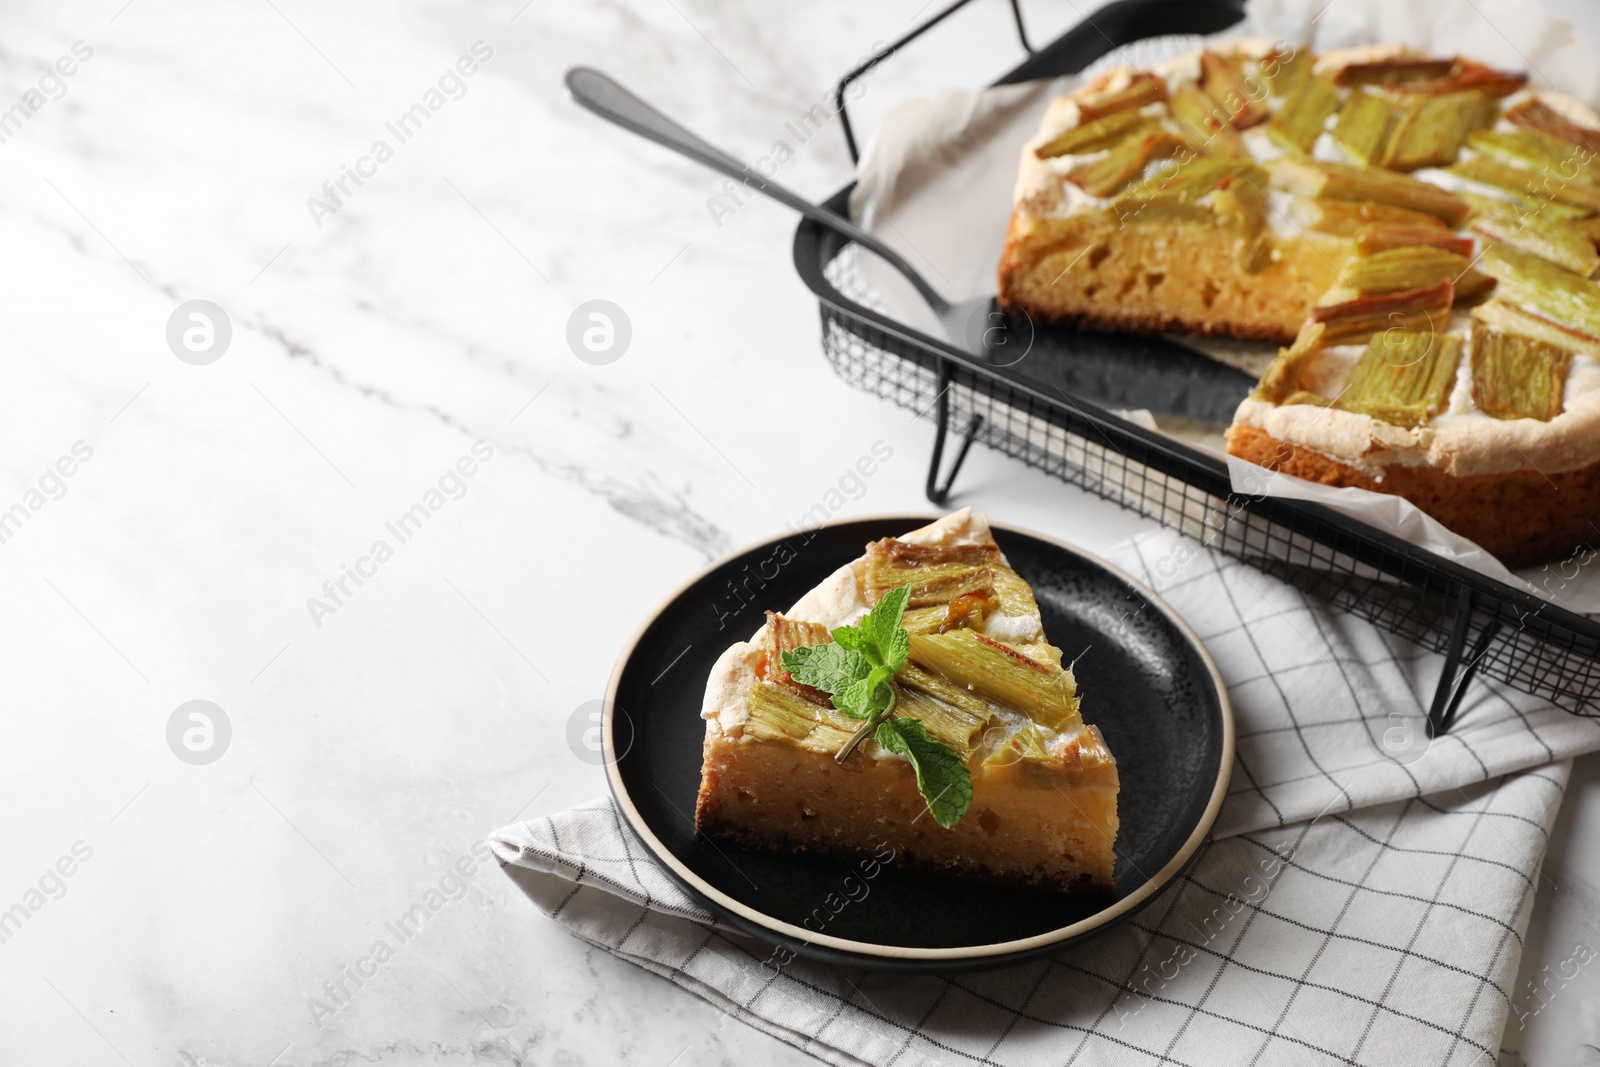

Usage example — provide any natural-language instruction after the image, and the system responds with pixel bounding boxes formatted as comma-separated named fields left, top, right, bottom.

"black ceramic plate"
left=603, top=516, right=1232, bottom=973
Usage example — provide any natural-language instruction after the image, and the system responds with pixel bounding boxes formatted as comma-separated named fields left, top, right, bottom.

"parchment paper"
left=848, top=0, right=1600, bottom=612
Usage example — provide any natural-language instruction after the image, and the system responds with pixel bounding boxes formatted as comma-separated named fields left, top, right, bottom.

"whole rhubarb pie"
left=1003, top=41, right=1600, bottom=567
left=694, top=510, right=1119, bottom=892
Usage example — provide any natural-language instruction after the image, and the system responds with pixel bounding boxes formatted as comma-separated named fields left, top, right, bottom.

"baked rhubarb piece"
left=694, top=510, right=1119, bottom=892
left=998, top=43, right=1574, bottom=344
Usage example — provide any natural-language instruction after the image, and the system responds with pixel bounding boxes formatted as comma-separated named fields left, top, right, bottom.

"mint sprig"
left=782, top=585, right=911, bottom=724
left=780, top=583, right=973, bottom=827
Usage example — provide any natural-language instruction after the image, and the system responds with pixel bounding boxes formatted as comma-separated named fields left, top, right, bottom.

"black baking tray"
left=790, top=0, right=1600, bottom=726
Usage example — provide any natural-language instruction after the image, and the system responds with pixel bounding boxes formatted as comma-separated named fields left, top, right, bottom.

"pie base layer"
left=1227, top=424, right=1600, bottom=568
left=998, top=203, right=1341, bottom=345
left=695, top=720, right=1119, bottom=892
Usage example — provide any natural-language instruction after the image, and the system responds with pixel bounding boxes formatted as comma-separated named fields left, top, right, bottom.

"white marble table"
left=1, top=0, right=1596, bottom=1063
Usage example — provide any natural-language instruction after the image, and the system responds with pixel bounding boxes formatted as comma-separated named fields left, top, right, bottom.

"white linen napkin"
left=491, top=529, right=1600, bottom=1066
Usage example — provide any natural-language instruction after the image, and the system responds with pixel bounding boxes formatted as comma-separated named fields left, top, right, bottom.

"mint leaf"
left=859, top=585, right=912, bottom=668
left=875, top=718, right=972, bottom=829
left=781, top=643, right=869, bottom=695
left=880, top=626, right=910, bottom=672
left=830, top=626, right=869, bottom=653
left=833, top=680, right=871, bottom=720
left=834, top=664, right=895, bottom=720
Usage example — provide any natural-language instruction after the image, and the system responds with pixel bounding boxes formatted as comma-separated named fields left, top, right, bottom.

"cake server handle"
left=565, top=67, right=952, bottom=317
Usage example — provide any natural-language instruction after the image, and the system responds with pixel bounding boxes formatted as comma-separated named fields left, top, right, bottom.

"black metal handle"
left=833, top=0, right=1248, bottom=164
left=564, top=66, right=947, bottom=312
left=833, top=0, right=1031, bottom=164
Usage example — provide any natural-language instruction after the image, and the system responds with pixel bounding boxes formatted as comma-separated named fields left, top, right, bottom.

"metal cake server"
left=565, top=66, right=1255, bottom=424
left=566, top=67, right=998, bottom=349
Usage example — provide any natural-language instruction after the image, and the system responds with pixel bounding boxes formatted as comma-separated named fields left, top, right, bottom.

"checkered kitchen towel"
left=491, top=528, right=1600, bottom=1066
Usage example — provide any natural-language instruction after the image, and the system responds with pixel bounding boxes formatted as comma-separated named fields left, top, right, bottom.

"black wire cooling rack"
left=790, top=0, right=1600, bottom=731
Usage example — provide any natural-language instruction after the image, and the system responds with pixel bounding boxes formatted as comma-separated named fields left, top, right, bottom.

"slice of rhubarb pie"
left=694, top=510, right=1119, bottom=892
